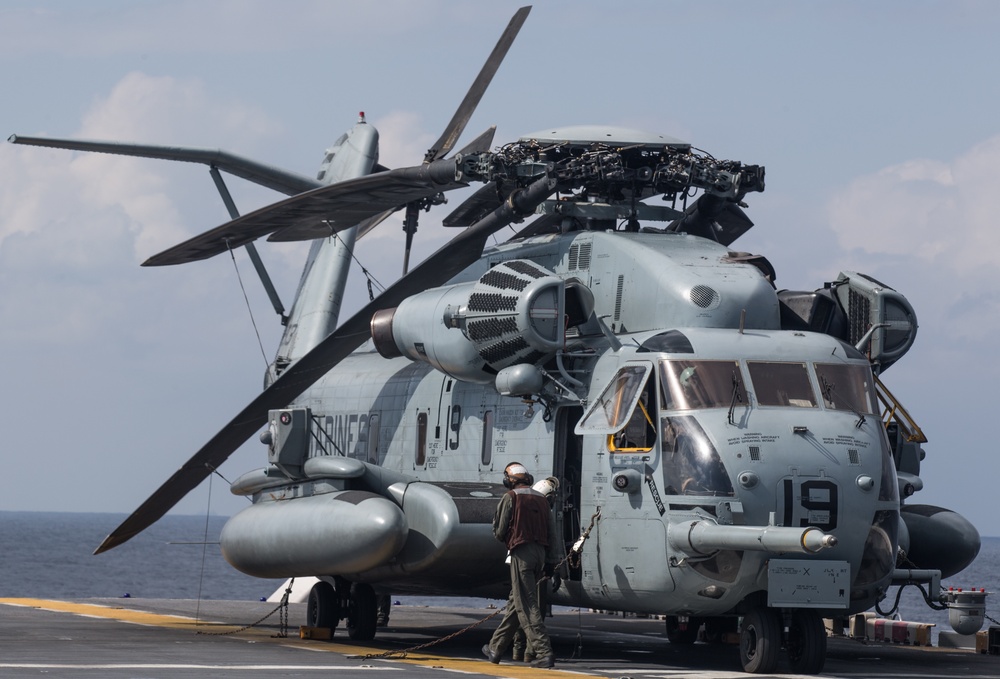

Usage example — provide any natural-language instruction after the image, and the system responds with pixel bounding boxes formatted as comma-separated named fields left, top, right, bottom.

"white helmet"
left=532, top=476, right=560, bottom=497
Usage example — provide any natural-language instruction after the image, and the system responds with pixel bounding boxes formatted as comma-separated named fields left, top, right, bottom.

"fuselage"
left=228, top=229, right=900, bottom=617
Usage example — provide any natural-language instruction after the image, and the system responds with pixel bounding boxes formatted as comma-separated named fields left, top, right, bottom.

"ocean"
left=0, top=512, right=284, bottom=601
left=1, top=511, right=997, bottom=642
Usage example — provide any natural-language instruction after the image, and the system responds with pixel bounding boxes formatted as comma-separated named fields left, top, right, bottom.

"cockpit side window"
left=660, top=360, right=745, bottom=411
left=747, top=361, right=817, bottom=408
left=661, top=415, right=734, bottom=496
left=814, top=363, right=878, bottom=414
left=609, top=375, right=657, bottom=452
left=576, top=363, right=651, bottom=434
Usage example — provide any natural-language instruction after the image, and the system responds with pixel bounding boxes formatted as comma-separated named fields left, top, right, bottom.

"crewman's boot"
left=481, top=644, right=501, bottom=664
left=530, top=653, right=555, bottom=668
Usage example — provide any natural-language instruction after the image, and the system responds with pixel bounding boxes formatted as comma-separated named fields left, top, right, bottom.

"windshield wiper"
left=821, top=375, right=866, bottom=428
left=728, top=371, right=744, bottom=425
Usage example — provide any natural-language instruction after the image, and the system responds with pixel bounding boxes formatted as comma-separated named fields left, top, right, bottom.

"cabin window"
left=659, top=360, right=745, bottom=411
left=747, top=361, right=817, bottom=408
left=415, top=412, right=427, bottom=466
left=814, top=363, right=877, bottom=414
left=481, top=410, right=494, bottom=466
left=367, top=414, right=380, bottom=464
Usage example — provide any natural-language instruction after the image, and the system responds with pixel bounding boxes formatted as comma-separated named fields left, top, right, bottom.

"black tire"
left=786, top=609, right=827, bottom=674
left=739, top=608, right=780, bottom=674
left=346, top=583, right=378, bottom=641
left=306, top=581, right=339, bottom=631
left=665, top=615, right=700, bottom=644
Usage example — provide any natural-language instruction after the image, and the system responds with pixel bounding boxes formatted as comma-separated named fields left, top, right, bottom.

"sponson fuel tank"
left=220, top=490, right=407, bottom=578
left=899, top=504, right=981, bottom=579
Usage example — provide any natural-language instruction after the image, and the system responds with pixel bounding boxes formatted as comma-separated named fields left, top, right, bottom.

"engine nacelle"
left=371, top=260, right=568, bottom=384
left=778, top=270, right=918, bottom=372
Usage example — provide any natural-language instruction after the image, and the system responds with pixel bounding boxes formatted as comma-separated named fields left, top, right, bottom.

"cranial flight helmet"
left=503, top=462, right=534, bottom=489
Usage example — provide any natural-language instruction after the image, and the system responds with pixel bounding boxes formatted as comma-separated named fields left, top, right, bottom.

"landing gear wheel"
left=665, top=615, right=700, bottom=644
left=306, top=581, right=339, bottom=631
left=346, top=583, right=378, bottom=641
left=703, top=616, right=737, bottom=644
left=786, top=609, right=826, bottom=674
left=739, top=608, right=780, bottom=674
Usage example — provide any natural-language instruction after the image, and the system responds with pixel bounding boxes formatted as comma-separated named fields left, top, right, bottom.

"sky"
left=2, top=0, right=1000, bottom=543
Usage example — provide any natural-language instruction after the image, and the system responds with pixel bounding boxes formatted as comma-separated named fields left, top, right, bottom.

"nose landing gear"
left=785, top=609, right=827, bottom=674
left=739, top=607, right=781, bottom=673
left=739, top=607, right=826, bottom=674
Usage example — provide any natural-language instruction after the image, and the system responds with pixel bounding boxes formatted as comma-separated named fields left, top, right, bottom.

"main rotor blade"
left=349, top=128, right=498, bottom=242
left=143, top=158, right=467, bottom=266
left=7, top=135, right=319, bottom=196
left=509, top=212, right=563, bottom=240
left=425, top=6, right=530, bottom=162
left=664, top=194, right=755, bottom=246
left=443, top=181, right=509, bottom=226
left=95, top=172, right=557, bottom=555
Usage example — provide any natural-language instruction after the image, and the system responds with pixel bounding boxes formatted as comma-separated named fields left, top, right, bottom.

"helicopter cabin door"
left=552, top=405, right=583, bottom=581
left=575, top=362, right=675, bottom=604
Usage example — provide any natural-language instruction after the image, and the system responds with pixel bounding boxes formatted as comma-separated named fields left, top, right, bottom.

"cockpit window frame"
left=575, top=362, right=653, bottom=436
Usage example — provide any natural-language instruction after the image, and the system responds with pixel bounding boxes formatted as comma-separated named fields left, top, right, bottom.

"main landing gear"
left=306, top=578, right=379, bottom=641
left=739, top=607, right=826, bottom=674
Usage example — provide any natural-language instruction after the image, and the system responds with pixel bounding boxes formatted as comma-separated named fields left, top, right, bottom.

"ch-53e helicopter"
left=11, top=6, right=985, bottom=675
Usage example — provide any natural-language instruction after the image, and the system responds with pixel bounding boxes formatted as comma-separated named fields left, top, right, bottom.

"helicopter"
left=9, top=5, right=985, bottom=675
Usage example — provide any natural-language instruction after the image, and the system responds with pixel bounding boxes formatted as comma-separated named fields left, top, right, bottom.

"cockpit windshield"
left=661, top=415, right=734, bottom=496
left=814, top=363, right=878, bottom=414
left=660, top=360, right=746, bottom=411
left=746, top=361, right=817, bottom=408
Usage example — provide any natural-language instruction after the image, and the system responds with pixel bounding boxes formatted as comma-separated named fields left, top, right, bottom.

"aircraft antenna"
left=226, top=242, right=274, bottom=377
left=194, top=472, right=214, bottom=624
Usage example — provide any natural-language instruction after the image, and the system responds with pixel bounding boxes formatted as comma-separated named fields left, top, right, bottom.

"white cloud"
left=3, top=71, right=283, bottom=262
left=828, top=135, right=1000, bottom=274
left=0, top=71, right=292, bottom=352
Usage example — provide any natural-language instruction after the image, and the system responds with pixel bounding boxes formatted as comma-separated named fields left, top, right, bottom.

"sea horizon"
left=3, top=510, right=998, bottom=643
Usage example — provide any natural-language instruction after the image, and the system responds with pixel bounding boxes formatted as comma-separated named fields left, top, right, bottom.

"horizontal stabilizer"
left=143, top=158, right=470, bottom=266
left=7, top=135, right=319, bottom=196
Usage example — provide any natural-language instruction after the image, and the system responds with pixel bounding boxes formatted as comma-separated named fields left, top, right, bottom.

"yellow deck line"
left=0, top=598, right=253, bottom=634
left=1, top=599, right=597, bottom=677
left=323, top=640, right=597, bottom=678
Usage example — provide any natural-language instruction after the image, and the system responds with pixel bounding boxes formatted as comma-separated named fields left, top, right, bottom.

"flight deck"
left=2, top=598, right=997, bottom=679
